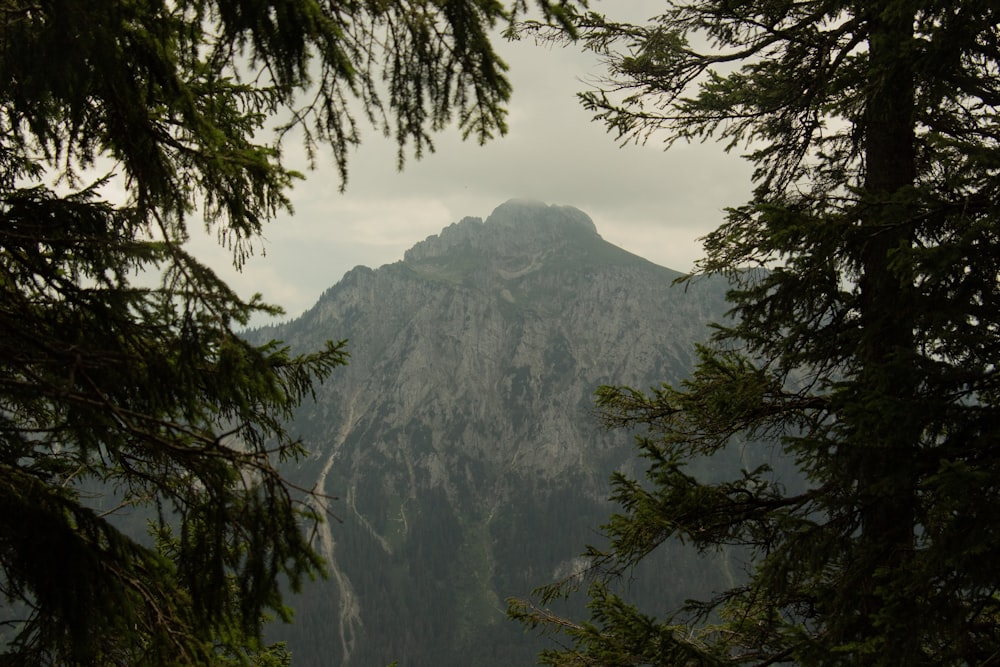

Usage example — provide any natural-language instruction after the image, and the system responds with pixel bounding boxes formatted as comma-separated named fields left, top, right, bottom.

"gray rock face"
left=260, top=200, right=733, bottom=667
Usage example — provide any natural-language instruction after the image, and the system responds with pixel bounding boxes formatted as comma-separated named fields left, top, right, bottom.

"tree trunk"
left=852, top=4, right=920, bottom=664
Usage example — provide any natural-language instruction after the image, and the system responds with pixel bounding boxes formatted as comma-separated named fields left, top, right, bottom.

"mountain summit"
left=403, top=199, right=599, bottom=262
left=259, top=200, right=734, bottom=666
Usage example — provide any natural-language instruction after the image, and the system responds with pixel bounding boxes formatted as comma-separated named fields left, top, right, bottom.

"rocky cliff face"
left=257, top=200, right=735, bottom=666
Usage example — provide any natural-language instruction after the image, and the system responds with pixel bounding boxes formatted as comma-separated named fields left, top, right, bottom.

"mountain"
left=255, top=200, right=739, bottom=666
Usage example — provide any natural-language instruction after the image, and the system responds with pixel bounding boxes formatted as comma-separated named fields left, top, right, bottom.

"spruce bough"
left=0, top=0, right=577, bottom=663
left=509, top=2, right=1000, bottom=665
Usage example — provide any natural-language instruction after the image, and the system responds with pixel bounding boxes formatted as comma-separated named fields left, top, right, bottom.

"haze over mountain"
left=254, top=200, right=742, bottom=666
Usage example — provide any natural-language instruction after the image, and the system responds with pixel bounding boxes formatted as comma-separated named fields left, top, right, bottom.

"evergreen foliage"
left=509, top=2, right=1000, bottom=665
left=0, top=0, right=578, bottom=664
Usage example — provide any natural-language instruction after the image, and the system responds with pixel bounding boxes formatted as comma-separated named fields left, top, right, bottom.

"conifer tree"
left=509, top=2, right=1000, bottom=664
left=0, top=1, right=577, bottom=664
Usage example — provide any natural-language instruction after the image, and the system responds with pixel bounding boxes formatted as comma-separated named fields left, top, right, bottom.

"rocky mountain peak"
left=260, top=201, right=737, bottom=667
left=403, top=199, right=599, bottom=263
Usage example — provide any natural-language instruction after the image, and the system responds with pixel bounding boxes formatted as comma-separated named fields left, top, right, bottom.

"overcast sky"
left=190, top=2, right=755, bottom=324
